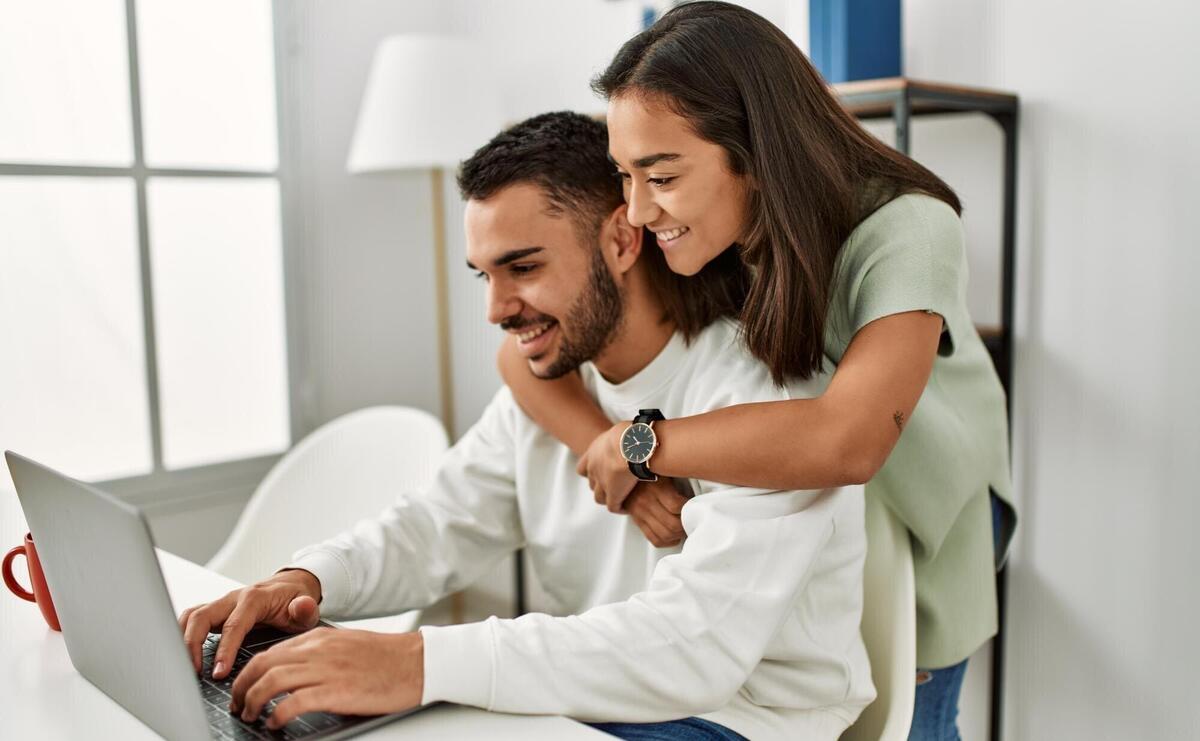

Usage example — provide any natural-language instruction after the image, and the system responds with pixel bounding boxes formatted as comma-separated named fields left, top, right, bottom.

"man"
left=179, top=112, right=873, bottom=740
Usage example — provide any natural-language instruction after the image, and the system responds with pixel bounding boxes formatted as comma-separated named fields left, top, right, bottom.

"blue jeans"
left=588, top=718, right=747, bottom=740
left=909, top=658, right=969, bottom=741
left=909, top=493, right=1009, bottom=741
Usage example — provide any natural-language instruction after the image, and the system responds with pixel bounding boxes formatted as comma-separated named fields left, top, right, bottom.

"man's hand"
left=229, top=628, right=424, bottom=730
left=578, top=421, right=639, bottom=512
left=624, top=478, right=691, bottom=548
left=178, top=569, right=323, bottom=680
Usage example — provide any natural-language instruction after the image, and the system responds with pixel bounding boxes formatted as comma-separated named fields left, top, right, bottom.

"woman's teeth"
left=658, top=226, right=689, bottom=241
left=517, top=322, right=553, bottom=342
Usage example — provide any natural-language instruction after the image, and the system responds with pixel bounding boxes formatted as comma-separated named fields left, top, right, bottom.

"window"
left=0, top=0, right=292, bottom=485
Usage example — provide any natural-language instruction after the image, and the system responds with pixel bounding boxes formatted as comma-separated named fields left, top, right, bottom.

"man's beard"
left=532, top=247, right=623, bottom=380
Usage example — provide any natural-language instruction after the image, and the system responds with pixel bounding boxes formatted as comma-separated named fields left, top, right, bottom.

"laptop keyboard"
left=199, top=630, right=352, bottom=740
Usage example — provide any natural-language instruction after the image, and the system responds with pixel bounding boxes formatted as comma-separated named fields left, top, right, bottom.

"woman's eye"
left=648, top=176, right=675, bottom=187
left=616, top=171, right=632, bottom=181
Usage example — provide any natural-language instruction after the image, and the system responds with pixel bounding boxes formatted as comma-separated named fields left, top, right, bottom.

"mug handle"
left=3, top=546, right=36, bottom=602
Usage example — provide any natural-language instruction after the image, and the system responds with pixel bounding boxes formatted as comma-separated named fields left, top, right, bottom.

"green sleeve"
left=841, top=194, right=966, bottom=354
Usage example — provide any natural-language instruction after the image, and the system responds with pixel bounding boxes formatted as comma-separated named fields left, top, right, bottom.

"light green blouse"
left=825, top=192, right=1017, bottom=668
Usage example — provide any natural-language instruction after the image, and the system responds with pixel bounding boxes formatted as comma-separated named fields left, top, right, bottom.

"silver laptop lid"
left=5, top=451, right=211, bottom=741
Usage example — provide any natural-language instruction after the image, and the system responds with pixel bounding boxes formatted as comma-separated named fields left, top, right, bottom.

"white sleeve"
left=419, top=482, right=847, bottom=721
left=286, top=391, right=523, bottom=619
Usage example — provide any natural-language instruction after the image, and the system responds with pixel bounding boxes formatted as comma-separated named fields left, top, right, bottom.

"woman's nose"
left=625, top=182, right=661, bottom=228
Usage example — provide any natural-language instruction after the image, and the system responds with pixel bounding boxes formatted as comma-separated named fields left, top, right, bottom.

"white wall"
left=908, top=0, right=1200, bottom=737
left=989, top=2, right=1200, bottom=739
left=288, top=1, right=447, bottom=429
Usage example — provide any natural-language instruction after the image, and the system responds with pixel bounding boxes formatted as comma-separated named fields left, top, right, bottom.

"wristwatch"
left=620, top=409, right=665, bottom=482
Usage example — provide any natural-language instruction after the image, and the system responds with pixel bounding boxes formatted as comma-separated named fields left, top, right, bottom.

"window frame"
left=0, top=0, right=309, bottom=507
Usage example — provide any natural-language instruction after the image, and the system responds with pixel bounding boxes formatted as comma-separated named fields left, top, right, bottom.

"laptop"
left=5, top=451, right=426, bottom=741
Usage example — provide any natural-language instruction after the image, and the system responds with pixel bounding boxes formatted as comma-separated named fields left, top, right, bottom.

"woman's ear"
left=603, top=203, right=642, bottom=275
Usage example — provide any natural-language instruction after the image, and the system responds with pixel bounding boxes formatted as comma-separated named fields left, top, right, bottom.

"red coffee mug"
left=3, top=532, right=62, bottom=631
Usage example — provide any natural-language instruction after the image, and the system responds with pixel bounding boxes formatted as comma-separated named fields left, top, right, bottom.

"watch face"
left=621, top=422, right=656, bottom=464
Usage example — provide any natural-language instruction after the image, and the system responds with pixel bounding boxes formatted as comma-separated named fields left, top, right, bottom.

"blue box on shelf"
left=809, top=0, right=902, bottom=83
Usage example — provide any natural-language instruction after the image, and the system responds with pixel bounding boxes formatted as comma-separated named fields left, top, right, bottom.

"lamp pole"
left=429, top=168, right=455, bottom=441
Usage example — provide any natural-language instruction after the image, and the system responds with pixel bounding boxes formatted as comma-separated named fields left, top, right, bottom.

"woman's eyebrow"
left=608, top=152, right=683, bottom=169
left=633, top=152, right=682, bottom=169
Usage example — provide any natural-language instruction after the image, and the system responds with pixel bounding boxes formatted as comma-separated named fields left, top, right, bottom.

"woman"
left=499, top=3, right=1016, bottom=740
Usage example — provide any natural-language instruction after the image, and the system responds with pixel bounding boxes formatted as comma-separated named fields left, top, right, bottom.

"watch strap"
left=627, top=409, right=665, bottom=482
left=633, top=408, right=665, bottom=425
left=629, top=460, right=657, bottom=482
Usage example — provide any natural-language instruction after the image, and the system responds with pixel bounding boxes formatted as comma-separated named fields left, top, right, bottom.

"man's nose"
left=624, top=181, right=661, bottom=229
left=485, top=280, right=521, bottom=326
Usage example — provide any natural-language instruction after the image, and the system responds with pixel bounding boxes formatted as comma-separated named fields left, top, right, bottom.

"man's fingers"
left=231, top=640, right=300, bottom=712
left=178, top=606, right=200, bottom=672
left=628, top=491, right=685, bottom=547
left=237, top=663, right=315, bottom=723
left=633, top=517, right=659, bottom=546
left=265, top=687, right=324, bottom=730
left=213, top=599, right=261, bottom=680
left=636, top=494, right=675, bottom=535
left=182, top=605, right=222, bottom=674
left=178, top=606, right=194, bottom=633
left=287, top=595, right=320, bottom=630
left=663, top=491, right=689, bottom=516
left=632, top=503, right=672, bottom=547
left=656, top=499, right=685, bottom=539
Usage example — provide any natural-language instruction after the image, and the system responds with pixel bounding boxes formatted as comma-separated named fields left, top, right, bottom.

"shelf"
left=835, top=80, right=1019, bottom=741
left=832, top=77, right=1018, bottom=120
left=977, top=325, right=1006, bottom=378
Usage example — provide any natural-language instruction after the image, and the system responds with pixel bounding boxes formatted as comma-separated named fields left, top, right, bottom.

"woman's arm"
left=582, top=311, right=944, bottom=508
left=497, top=334, right=611, bottom=457
left=498, top=335, right=695, bottom=544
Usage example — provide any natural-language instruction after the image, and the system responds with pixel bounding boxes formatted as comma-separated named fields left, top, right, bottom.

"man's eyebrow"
left=607, top=152, right=683, bottom=169
left=465, top=246, right=544, bottom=271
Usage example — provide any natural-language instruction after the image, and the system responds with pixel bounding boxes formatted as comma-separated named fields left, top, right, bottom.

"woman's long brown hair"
left=594, top=1, right=961, bottom=383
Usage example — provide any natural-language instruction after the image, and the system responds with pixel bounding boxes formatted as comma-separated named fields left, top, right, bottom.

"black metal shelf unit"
left=834, top=76, right=1019, bottom=741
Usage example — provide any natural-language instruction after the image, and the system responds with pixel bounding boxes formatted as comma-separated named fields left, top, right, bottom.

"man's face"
left=465, top=183, right=623, bottom=379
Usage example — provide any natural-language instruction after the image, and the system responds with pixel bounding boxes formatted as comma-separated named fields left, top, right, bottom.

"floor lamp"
left=347, top=36, right=502, bottom=624
left=346, top=35, right=502, bottom=443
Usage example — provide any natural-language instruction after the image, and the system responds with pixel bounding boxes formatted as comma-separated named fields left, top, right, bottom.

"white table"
left=0, top=487, right=603, bottom=739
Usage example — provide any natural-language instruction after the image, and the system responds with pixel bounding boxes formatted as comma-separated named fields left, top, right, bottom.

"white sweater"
left=289, top=319, right=874, bottom=740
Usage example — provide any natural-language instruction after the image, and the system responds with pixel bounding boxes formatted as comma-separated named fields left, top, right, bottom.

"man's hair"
left=458, top=111, right=619, bottom=239
left=457, top=111, right=749, bottom=342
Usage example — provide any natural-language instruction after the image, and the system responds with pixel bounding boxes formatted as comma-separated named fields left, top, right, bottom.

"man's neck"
left=590, top=269, right=676, bottom=385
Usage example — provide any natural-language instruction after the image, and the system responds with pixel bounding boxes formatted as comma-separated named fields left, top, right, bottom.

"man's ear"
left=601, top=203, right=642, bottom=276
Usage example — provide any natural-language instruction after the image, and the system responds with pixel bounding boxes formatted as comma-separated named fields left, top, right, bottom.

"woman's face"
left=606, top=93, right=751, bottom=276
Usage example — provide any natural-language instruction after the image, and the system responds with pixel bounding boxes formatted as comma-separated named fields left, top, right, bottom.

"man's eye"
left=511, top=264, right=539, bottom=276
left=473, top=271, right=489, bottom=281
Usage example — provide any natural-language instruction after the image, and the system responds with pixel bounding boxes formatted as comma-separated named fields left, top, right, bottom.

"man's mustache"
left=499, top=313, right=556, bottom=332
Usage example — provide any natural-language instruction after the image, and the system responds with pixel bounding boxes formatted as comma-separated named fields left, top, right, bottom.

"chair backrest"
left=206, top=406, right=449, bottom=586
left=840, top=492, right=917, bottom=741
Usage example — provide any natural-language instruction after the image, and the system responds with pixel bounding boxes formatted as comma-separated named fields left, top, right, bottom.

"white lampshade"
left=347, top=35, right=503, bottom=173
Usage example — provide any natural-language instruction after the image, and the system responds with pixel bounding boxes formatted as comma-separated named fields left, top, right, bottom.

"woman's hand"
left=577, top=421, right=640, bottom=512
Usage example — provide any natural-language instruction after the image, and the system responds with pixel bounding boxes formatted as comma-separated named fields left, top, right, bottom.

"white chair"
left=206, top=406, right=449, bottom=632
left=841, top=492, right=917, bottom=741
